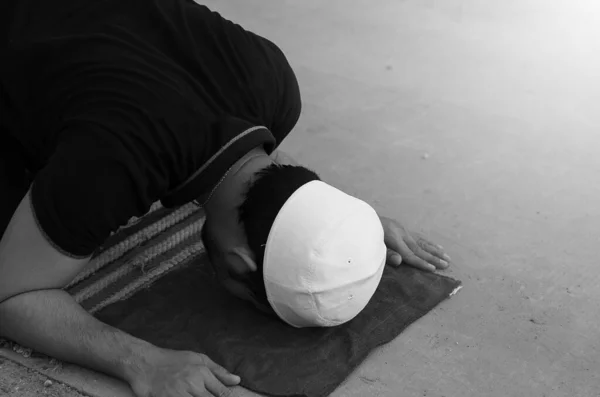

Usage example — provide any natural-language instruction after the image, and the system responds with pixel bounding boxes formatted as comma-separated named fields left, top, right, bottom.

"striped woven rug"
left=67, top=202, right=206, bottom=314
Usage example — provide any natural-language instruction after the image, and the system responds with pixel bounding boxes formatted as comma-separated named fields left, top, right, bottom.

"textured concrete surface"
left=2, top=0, right=599, bottom=396
left=0, top=355, right=88, bottom=397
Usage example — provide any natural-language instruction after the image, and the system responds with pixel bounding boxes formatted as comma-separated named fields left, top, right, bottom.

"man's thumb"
left=386, top=248, right=402, bottom=267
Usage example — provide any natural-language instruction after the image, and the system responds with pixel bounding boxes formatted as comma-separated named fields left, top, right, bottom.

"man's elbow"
left=0, top=192, right=89, bottom=306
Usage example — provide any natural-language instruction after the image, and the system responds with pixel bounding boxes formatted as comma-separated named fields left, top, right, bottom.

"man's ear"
left=230, top=247, right=258, bottom=272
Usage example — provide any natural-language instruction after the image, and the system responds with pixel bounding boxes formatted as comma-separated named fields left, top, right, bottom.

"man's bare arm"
left=0, top=289, right=157, bottom=384
left=0, top=191, right=240, bottom=396
left=0, top=192, right=90, bottom=304
left=0, top=191, right=157, bottom=383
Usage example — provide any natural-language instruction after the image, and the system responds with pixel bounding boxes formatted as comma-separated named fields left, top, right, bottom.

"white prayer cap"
left=263, top=181, right=386, bottom=328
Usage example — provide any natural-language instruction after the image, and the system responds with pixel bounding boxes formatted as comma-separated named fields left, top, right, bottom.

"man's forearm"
left=0, top=289, right=157, bottom=384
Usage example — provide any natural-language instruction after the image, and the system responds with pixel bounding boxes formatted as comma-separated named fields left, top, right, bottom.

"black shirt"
left=0, top=0, right=301, bottom=257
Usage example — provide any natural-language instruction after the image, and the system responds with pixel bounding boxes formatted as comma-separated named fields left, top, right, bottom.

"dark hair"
left=238, top=163, right=320, bottom=303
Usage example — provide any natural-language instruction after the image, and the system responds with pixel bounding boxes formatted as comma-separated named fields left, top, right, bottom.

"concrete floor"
left=2, top=0, right=599, bottom=396
left=206, top=1, right=600, bottom=395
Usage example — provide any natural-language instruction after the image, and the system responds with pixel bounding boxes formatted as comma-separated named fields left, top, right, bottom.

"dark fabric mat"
left=95, top=254, right=461, bottom=397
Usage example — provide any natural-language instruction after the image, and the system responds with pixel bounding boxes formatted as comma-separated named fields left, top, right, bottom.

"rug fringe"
left=87, top=241, right=205, bottom=314
left=73, top=217, right=205, bottom=302
left=67, top=203, right=200, bottom=288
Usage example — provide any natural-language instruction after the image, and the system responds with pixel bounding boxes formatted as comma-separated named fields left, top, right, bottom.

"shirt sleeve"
left=30, top=132, right=166, bottom=258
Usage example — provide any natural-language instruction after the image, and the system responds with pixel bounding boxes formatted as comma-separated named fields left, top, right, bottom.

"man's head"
left=202, top=146, right=386, bottom=327
left=201, top=147, right=320, bottom=313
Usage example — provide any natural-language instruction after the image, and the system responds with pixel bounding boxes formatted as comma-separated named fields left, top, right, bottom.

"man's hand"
left=0, top=191, right=239, bottom=397
left=130, top=349, right=240, bottom=397
left=380, top=216, right=451, bottom=272
left=270, top=150, right=300, bottom=166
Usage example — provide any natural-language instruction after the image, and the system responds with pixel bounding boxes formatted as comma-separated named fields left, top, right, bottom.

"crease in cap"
left=263, top=180, right=386, bottom=328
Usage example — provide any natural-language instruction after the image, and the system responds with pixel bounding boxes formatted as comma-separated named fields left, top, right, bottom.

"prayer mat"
left=67, top=203, right=462, bottom=397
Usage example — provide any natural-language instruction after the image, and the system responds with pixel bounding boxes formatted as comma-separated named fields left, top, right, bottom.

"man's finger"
left=187, top=373, right=212, bottom=397
left=187, top=368, right=229, bottom=397
left=394, top=239, right=436, bottom=272
left=189, top=387, right=216, bottom=397
left=188, top=389, right=210, bottom=397
left=204, top=358, right=240, bottom=386
left=405, top=239, right=448, bottom=270
left=415, top=236, right=451, bottom=262
left=386, top=249, right=402, bottom=267
left=204, top=371, right=234, bottom=397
